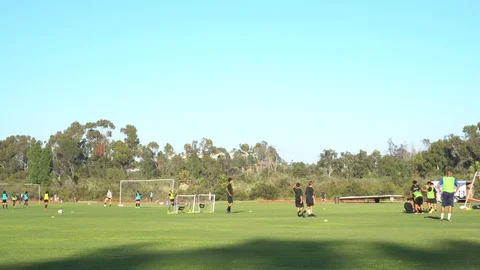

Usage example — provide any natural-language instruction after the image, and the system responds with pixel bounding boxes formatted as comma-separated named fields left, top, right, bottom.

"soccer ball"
left=58, top=209, right=63, bottom=214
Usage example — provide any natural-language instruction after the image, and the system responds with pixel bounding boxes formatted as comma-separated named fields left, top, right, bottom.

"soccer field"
left=1, top=201, right=479, bottom=270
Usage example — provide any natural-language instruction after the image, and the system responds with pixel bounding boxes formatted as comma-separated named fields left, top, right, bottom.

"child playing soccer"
left=43, top=191, right=49, bottom=210
left=104, top=189, right=112, bottom=207
left=12, top=193, right=17, bottom=207
left=425, top=182, right=437, bottom=213
left=2, top=191, right=8, bottom=209
left=293, top=183, right=306, bottom=218
left=135, top=191, right=141, bottom=208
left=412, top=189, right=424, bottom=214
left=23, top=192, right=29, bottom=207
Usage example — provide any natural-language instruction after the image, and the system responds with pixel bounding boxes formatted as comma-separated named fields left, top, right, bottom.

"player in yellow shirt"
left=43, top=191, right=49, bottom=210
left=12, top=194, right=18, bottom=208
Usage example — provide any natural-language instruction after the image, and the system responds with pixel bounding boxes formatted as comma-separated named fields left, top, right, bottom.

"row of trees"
left=1, top=119, right=479, bottom=200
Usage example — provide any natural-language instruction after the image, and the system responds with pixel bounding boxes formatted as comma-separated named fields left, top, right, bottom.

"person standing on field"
left=104, top=189, right=112, bottom=207
left=226, top=178, right=233, bottom=214
left=437, top=171, right=460, bottom=221
left=23, top=192, right=29, bottom=207
left=2, top=191, right=8, bottom=209
left=43, top=191, right=49, bottom=210
left=135, top=191, right=141, bottom=208
left=305, top=181, right=316, bottom=218
left=293, top=183, right=306, bottom=218
left=12, top=193, right=17, bottom=207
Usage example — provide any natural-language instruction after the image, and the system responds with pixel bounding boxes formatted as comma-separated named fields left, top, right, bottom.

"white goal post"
left=119, top=179, right=174, bottom=207
left=174, top=195, right=196, bottom=214
left=196, top=193, right=216, bottom=213
left=0, top=183, right=41, bottom=204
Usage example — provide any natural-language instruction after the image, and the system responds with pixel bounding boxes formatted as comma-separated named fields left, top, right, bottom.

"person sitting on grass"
left=412, top=189, right=424, bottom=214
left=404, top=198, right=414, bottom=213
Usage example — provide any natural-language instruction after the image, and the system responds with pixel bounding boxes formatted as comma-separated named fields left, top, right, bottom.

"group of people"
left=405, top=171, right=460, bottom=221
left=103, top=189, right=176, bottom=209
left=2, top=191, right=31, bottom=209
left=293, top=181, right=316, bottom=218
left=2, top=190, right=51, bottom=210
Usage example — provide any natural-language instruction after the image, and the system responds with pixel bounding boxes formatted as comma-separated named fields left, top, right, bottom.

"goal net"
left=119, top=179, right=174, bottom=207
left=196, top=193, right=216, bottom=213
left=0, top=183, right=41, bottom=204
left=174, top=195, right=196, bottom=214
left=462, top=171, right=480, bottom=210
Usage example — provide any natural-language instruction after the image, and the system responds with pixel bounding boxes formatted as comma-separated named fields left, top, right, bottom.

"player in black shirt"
left=404, top=198, right=414, bottom=213
left=305, top=181, right=316, bottom=218
left=410, top=180, right=421, bottom=211
left=293, top=183, right=306, bottom=218
left=226, top=178, right=233, bottom=213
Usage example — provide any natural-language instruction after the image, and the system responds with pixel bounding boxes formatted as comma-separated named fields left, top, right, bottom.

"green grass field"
left=1, top=201, right=479, bottom=270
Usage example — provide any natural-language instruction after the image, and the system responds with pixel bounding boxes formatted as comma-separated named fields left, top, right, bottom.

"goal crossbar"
left=0, top=183, right=41, bottom=204
left=119, top=179, right=174, bottom=206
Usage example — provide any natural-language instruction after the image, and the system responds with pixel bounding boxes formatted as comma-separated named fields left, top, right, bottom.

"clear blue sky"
left=1, top=1, right=479, bottom=163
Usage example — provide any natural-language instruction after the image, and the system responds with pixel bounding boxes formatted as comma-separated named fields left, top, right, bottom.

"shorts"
left=24, top=199, right=28, bottom=202
left=136, top=199, right=140, bottom=202
left=295, top=199, right=304, bottom=208
left=2, top=200, right=6, bottom=203
left=170, top=199, right=174, bottom=202
left=306, top=199, right=314, bottom=207
left=106, top=197, right=112, bottom=200
left=227, top=196, right=233, bottom=204
left=427, top=198, right=436, bottom=204
left=415, top=197, right=423, bottom=206
left=44, top=200, right=48, bottom=203
left=441, top=192, right=454, bottom=207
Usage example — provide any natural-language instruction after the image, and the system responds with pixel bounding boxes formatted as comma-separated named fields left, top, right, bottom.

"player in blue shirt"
left=135, top=191, right=141, bottom=208
left=23, top=192, right=29, bottom=207
left=2, top=191, right=8, bottom=209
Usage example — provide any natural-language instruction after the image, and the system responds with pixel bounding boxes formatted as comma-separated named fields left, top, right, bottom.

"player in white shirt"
left=104, top=190, right=112, bottom=207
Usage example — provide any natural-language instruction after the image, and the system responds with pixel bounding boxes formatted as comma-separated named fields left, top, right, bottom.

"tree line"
left=1, top=119, right=479, bottom=201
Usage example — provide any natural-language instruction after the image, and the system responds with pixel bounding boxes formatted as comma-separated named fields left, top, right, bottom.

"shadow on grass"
left=379, top=240, right=480, bottom=268
left=8, top=239, right=480, bottom=270
left=424, top=216, right=441, bottom=220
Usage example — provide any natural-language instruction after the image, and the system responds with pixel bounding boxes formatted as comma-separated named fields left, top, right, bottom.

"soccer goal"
left=196, top=193, right=216, bottom=213
left=0, top=183, right=41, bottom=204
left=462, top=171, right=480, bottom=210
left=174, top=195, right=196, bottom=214
left=118, top=179, right=174, bottom=207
